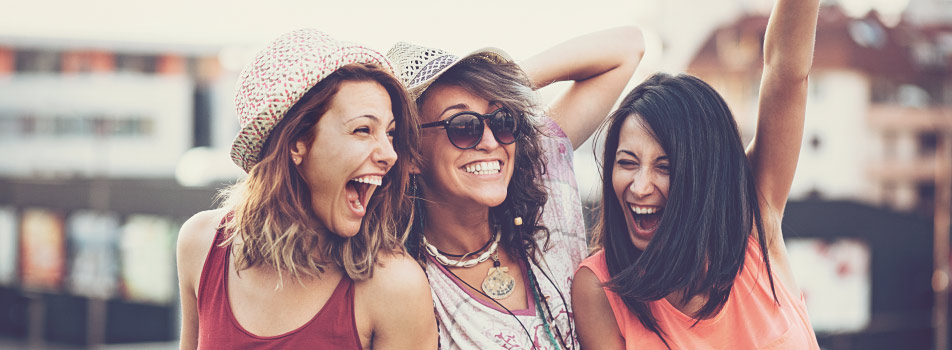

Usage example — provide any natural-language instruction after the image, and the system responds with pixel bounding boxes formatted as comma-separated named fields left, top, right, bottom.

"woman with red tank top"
left=572, top=0, right=821, bottom=348
left=175, top=29, right=437, bottom=349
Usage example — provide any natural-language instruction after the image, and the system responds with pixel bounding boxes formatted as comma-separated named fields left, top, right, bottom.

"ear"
left=291, top=140, right=308, bottom=166
left=409, top=163, right=422, bottom=175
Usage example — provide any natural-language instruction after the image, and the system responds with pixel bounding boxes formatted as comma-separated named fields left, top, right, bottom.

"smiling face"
left=612, top=115, right=670, bottom=250
left=293, top=80, right=398, bottom=238
left=417, top=83, right=516, bottom=209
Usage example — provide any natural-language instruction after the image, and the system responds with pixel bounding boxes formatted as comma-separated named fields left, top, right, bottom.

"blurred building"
left=906, top=0, right=952, bottom=26
left=687, top=5, right=952, bottom=218
left=686, top=4, right=950, bottom=349
left=0, top=37, right=241, bottom=179
left=0, top=36, right=240, bottom=347
left=783, top=200, right=933, bottom=349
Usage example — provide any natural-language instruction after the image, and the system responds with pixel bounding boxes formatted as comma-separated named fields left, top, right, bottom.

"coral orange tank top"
left=196, top=219, right=361, bottom=349
left=578, top=235, right=819, bottom=349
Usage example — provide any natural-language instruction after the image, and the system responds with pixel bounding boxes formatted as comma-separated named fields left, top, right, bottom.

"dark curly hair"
left=404, top=56, right=551, bottom=264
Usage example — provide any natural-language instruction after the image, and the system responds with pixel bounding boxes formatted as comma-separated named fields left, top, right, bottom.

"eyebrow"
left=617, top=150, right=640, bottom=160
left=348, top=114, right=395, bottom=125
left=438, top=104, right=468, bottom=119
left=617, top=150, right=669, bottom=162
left=348, top=114, right=378, bottom=123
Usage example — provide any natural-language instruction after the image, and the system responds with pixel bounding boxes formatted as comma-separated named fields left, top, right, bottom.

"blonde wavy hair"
left=219, top=63, right=420, bottom=284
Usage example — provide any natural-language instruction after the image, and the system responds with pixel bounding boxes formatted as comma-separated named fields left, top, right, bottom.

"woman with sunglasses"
left=572, top=0, right=820, bottom=348
left=386, top=27, right=644, bottom=349
left=176, top=29, right=437, bottom=349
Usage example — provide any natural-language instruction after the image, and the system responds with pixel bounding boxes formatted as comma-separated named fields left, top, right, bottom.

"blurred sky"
left=0, top=0, right=910, bottom=83
left=0, top=0, right=757, bottom=69
left=3, top=0, right=911, bottom=48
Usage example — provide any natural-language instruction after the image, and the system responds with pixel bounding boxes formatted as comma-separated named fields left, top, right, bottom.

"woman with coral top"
left=572, top=0, right=821, bottom=348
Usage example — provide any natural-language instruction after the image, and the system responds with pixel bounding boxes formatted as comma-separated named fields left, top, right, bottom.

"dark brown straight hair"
left=592, top=72, right=776, bottom=348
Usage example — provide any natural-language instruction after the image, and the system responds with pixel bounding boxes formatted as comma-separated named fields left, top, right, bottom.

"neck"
left=422, top=199, right=494, bottom=256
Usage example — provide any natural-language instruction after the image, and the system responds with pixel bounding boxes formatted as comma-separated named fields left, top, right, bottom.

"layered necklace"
left=420, top=218, right=575, bottom=349
left=422, top=230, right=516, bottom=300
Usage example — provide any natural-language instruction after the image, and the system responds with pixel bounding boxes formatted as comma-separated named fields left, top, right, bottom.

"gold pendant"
left=481, top=253, right=515, bottom=300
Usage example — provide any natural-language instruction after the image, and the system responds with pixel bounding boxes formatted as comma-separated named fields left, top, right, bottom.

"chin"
left=482, top=194, right=508, bottom=208
left=331, top=222, right=362, bottom=238
left=624, top=223, right=652, bottom=251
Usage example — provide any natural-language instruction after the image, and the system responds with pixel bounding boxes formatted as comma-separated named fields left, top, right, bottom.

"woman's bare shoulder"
left=359, top=252, right=429, bottom=296
left=355, top=252, right=437, bottom=348
left=177, top=208, right=229, bottom=283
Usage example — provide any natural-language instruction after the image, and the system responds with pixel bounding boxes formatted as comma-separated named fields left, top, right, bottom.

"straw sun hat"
left=386, top=42, right=513, bottom=101
left=230, top=28, right=392, bottom=173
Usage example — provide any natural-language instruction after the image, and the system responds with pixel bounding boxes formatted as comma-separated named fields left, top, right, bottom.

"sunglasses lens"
left=446, top=113, right=482, bottom=149
left=488, top=109, right=518, bottom=144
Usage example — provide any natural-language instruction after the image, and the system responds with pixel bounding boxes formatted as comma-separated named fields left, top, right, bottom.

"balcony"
left=868, top=104, right=952, bottom=132
left=867, top=157, right=937, bottom=182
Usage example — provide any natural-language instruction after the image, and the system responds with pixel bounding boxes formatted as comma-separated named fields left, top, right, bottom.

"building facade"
left=687, top=5, right=952, bottom=217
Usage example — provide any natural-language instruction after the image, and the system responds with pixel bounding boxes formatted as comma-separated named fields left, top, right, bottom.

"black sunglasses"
left=420, top=108, right=520, bottom=150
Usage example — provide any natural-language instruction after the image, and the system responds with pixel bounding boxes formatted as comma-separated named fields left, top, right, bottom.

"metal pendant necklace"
left=423, top=229, right=515, bottom=300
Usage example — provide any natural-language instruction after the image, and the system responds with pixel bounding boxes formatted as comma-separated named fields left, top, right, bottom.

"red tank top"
left=196, top=219, right=362, bottom=349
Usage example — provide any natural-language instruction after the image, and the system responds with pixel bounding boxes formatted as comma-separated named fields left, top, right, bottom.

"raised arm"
left=747, top=0, right=820, bottom=215
left=521, top=26, right=644, bottom=149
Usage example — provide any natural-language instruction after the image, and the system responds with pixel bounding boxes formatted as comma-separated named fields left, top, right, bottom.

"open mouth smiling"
left=629, top=204, right=664, bottom=232
left=462, top=160, right=501, bottom=175
left=346, top=175, right=382, bottom=213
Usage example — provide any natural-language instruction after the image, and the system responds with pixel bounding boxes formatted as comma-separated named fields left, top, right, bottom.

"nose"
left=374, top=136, right=398, bottom=169
left=629, top=170, right=655, bottom=198
left=473, top=122, right=500, bottom=151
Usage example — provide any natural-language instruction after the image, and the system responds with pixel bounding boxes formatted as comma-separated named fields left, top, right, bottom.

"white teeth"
left=464, top=161, right=501, bottom=175
left=353, top=199, right=363, bottom=211
left=351, top=175, right=382, bottom=186
left=629, top=205, right=660, bottom=215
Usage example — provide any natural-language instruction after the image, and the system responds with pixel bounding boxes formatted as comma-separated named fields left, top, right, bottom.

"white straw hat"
left=231, top=29, right=392, bottom=173
left=386, top=42, right=512, bottom=100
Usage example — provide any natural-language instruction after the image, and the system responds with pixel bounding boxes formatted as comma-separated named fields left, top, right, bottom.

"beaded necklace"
left=422, top=232, right=499, bottom=268
left=528, top=267, right=560, bottom=349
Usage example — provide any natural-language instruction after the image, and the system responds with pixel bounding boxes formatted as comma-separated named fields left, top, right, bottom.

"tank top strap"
left=578, top=251, right=611, bottom=282
left=577, top=251, right=631, bottom=336
left=318, top=274, right=356, bottom=319
left=196, top=213, right=233, bottom=311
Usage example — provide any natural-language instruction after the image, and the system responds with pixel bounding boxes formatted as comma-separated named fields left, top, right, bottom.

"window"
left=810, top=133, right=823, bottom=152
left=881, top=181, right=896, bottom=208
left=918, top=131, right=939, bottom=157
left=60, top=51, right=114, bottom=73
left=15, top=49, right=59, bottom=73
left=115, top=54, right=157, bottom=73
left=883, top=131, right=898, bottom=159
left=916, top=181, right=936, bottom=217
left=3, top=112, right=154, bottom=138
left=870, top=78, right=889, bottom=103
